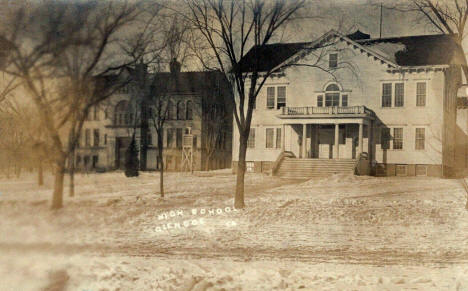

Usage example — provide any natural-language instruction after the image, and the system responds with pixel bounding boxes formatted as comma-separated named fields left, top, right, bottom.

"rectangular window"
left=246, top=162, right=254, bottom=172
left=104, top=134, right=107, bottom=145
left=93, top=129, right=99, bottom=147
left=394, top=83, right=404, bottom=107
left=381, top=128, right=390, bottom=149
left=93, top=106, right=98, bottom=120
left=176, top=128, right=182, bottom=148
left=276, top=128, right=282, bottom=149
left=396, top=164, right=407, bottom=176
left=393, top=128, right=403, bottom=150
left=341, top=94, right=348, bottom=107
left=167, top=128, right=174, bottom=148
left=317, top=95, right=323, bottom=107
left=416, top=82, right=426, bottom=106
left=266, top=87, right=275, bottom=109
left=382, top=83, right=392, bottom=107
left=148, top=133, right=152, bottom=145
left=415, top=165, right=427, bottom=176
left=329, top=53, right=338, bottom=69
left=415, top=128, right=425, bottom=150
left=266, top=128, right=274, bottom=148
left=276, top=86, right=286, bottom=109
left=325, top=93, right=339, bottom=106
left=85, top=129, right=90, bottom=147
left=92, top=155, right=98, bottom=168
left=247, top=128, right=255, bottom=148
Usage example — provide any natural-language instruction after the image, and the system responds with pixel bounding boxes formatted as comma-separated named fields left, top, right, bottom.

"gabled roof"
left=237, top=42, right=310, bottom=73
left=356, top=34, right=464, bottom=66
left=149, top=71, right=227, bottom=95
left=238, top=30, right=464, bottom=73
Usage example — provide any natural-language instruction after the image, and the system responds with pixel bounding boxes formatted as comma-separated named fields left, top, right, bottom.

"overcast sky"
left=282, top=0, right=439, bottom=42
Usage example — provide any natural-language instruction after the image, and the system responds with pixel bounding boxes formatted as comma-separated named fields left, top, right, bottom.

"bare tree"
left=203, top=92, right=230, bottom=171
left=0, top=1, right=141, bottom=209
left=148, top=87, right=171, bottom=197
left=0, top=102, right=29, bottom=178
left=389, top=0, right=468, bottom=77
left=0, top=100, right=51, bottom=184
left=182, top=0, right=306, bottom=208
left=120, top=6, right=195, bottom=197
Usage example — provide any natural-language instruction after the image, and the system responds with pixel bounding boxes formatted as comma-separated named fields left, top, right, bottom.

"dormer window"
left=329, top=53, right=338, bottom=69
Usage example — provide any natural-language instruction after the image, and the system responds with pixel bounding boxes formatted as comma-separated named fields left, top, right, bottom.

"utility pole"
left=379, top=2, right=383, bottom=38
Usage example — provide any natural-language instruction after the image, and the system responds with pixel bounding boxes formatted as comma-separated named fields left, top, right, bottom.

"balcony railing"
left=281, top=106, right=374, bottom=117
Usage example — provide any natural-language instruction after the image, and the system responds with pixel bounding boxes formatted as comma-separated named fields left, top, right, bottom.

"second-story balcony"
left=278, top=106, right=375, bottom=119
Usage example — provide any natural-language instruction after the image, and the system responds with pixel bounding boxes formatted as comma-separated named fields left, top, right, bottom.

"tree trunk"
left=160, top=157, right=164, bottom=198
left=158, top=135, right=164, bottom=198
left=69, top=152, right=75, bottom=197
left=38, top=160, right=44, bottom=186
left=234, top=134, right=247, bottom=209
left=51, top=157, right=66, bottom=209
left=205, top=151, right=213, bottom=171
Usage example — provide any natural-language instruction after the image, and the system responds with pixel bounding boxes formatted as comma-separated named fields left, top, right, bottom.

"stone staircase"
left=275, top=157, right=357, bottom=179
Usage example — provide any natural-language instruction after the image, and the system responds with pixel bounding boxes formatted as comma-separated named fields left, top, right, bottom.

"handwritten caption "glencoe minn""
left=154, top=207, right=239, bottom=232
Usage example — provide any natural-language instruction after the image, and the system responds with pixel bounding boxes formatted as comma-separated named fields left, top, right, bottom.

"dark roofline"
left=355, top=33, right=458, bottom=43
left=238, top=31, right=464, bottom=72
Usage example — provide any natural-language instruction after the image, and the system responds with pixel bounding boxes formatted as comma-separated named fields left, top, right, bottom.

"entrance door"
left=317, top=125, right=334, bottom=159
left=115, top=137, right=131, bottom=169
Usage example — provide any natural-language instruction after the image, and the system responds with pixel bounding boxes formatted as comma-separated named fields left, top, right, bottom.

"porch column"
left=302, top=123, right=307, bottom=158
left=334, top=123, right=339, bottom=159
left=358, top=122, right=363, bottom=156
left=367, top=121, right=372, bottom=158
left=281, top=124, right=285, bottom=151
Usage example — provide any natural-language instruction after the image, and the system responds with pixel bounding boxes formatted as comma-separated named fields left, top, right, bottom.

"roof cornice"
left=270, top=30, right=400, bottom=74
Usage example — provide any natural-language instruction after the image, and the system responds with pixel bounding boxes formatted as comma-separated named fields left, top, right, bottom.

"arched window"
left=167, top=101, right=175, bottom=120
left=186, top=101, right=193, bottom=120
left=115, top=100, right=132, bottom=125
left=325, top=84, right=340, bottom=91
left=177, top=101, right=185, bottom=120
left=325, top=83, right=340, bottom=107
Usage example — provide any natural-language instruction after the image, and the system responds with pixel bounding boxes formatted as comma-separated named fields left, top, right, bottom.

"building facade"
left=75, top=64, right=233, bottom=172
left=232, top=30, right=468, bottom=177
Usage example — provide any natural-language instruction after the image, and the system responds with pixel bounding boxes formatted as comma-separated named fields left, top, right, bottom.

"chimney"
left=170, top=58, right=181, bottom=73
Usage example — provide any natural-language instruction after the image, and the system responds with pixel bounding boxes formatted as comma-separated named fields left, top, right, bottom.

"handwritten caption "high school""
left=154, top=207, right=239, bottom=232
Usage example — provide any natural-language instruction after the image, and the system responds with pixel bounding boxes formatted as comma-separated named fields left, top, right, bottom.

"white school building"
left=232, top=30, right=468, bottom=178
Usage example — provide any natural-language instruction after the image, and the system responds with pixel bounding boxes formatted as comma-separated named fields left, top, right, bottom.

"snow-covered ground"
left=1, top=170, right=468, bottom=290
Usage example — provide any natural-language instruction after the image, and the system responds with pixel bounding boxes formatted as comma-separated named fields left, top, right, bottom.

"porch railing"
left=281, top=106, right=374, bottom=116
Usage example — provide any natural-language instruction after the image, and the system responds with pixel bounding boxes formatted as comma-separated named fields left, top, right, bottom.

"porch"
left=278, top=106, right=375, bottom=160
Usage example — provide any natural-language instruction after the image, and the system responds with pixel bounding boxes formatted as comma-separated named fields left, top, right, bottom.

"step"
left=281, top=162, right=356, bottom=166
left=278, top=166, right=355, bottom=170
left=277, top=169, right=354, bottom=173
left=280, top=162, right=355, bottom=164
left=275, top=158, right=357, bottom=178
